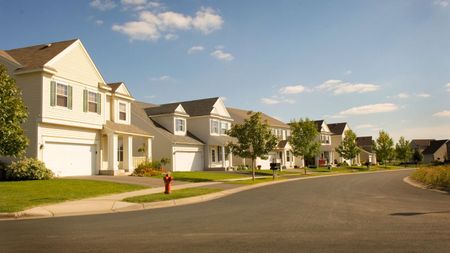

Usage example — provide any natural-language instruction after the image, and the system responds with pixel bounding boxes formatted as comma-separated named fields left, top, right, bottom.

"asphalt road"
left=1, top=170, right=449, bottom=253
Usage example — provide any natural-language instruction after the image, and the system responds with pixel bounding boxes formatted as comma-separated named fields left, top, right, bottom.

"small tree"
left=412, top=149, right=423, bottom=166
left=373, top=130, right=394, bottom=167
left=289, top=118, right=320, bottom=174
left=227, top=112, right=278, bottom=181
left=0, top=64, right=28, bottom=157
left=335, top=129, right=360, bottom=166
left=395, top=136, right=413, bottom=166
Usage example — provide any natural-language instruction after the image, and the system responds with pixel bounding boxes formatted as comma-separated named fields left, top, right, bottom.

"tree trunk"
left=251, top=158, right=255, bottom=181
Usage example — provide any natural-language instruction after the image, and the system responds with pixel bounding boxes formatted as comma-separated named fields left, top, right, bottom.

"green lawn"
left=226, top=177, right=285, bottom=185
left=238, top=169, right=302, bottom=176
left=411, top=165, right=450, bottom=188
left=0, top=179, right=146, bottom=212
left=124, top=188, right=222, bottom=203
left=155, top=171, right=247, bottom=182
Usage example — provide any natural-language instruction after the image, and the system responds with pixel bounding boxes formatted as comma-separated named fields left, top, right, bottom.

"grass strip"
left=124, top=187, right=223, bottom=203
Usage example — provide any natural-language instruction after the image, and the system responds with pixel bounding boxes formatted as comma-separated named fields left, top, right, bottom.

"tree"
left=289, top=118, right=320, bottom=174
left=412, top=149, right=423, bottom=165
left=395, top=136, right=413, bottom=165
left=227, top=112, right=278, bottom=181
left=373, top=130, right=394, bottom=167
left=335, top=129, right=360, bottom=165
left=0, top=64, right=28, bottom=157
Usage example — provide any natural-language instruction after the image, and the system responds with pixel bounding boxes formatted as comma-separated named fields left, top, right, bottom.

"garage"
left=174, top=151, right=203, bottom=171
left=43, top=142, right=96, bottom=176
left=256, top=152, right=277, bottom=170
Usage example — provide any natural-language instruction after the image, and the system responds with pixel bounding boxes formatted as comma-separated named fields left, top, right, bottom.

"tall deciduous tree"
left=373, top=130, right=394, bottom=166
left=412, top=149, right=423, bottom=165
left=227, top=112, right=278, bottom=181
left=289, top=118, right=320, bottom=174
left=0, top=64, right=28, bottom=157
left=395, top=136, right=413, bottom=165
left=335, top=129, right=360, bottom=165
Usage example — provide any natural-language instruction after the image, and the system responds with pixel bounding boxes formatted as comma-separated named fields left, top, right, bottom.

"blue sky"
left=1, top=0, right=450, bottom=140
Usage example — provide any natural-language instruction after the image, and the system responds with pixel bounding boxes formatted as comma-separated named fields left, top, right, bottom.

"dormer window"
left=220, top=122, right=229, bottom=134
left=119, top=103, right=127, bottom=121
left=175, top=118, right=185, bottom=132
left=211, top=120, right=219, bottom=134
left=56, top=83, right=68, bottom=107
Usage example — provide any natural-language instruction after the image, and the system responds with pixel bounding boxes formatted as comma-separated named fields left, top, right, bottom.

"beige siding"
left=152, top=116, right=175, bottom=134
left=187, top=117, right=212, bottom=142
left=48, top=43, right=103, bottom=88
left=105, top=95, right=111, bottom=121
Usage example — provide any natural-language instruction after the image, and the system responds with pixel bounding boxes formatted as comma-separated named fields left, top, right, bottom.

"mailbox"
left=270, top=162, right=280, bottom=170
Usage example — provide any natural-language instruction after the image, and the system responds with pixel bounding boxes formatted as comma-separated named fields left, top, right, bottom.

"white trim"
left=39, top=117, right=103, bottom=129
left=174, top=117, right=187, bottom=135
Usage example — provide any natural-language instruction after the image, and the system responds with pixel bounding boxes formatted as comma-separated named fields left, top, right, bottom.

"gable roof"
left=178, top=97, right=221, bottom=117
left=313, top=120, right=326, bottom=132
left=422, top=140, right=448, bottom=155
left=107, top=82, right=123, bottom=92
left=327, top=122, right=347, bottom=135
left=133, top=101, right=203, bottom=145
left=356, top=136, right=374, bottom=153
left=227, top=107, right=289, bottom=128
left=410, top=139, right=434, bottom=149
left=3, top=39, right=78, bottom=71
left=145, top=103, right=186, bottom=116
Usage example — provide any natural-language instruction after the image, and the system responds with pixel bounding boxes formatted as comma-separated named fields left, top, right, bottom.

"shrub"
left=132, top=160, right=164, bottom=177
left=236, top=164, right=248, bottom=171
left=411, top=166, right=450, bottom=188
left=6, top=158, right=53, bottom=180
left=0, top=161, right=7, bottom=181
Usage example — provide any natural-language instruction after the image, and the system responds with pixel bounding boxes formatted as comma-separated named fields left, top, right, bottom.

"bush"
left=236, top=164, right=248, bottom=171
left=0, top=161, right=7, bottom=181
left=6, top=158, right=53, bottom=180
left=411, top=166, right=450, bottom=188
left=132, top=161, right=164, bottom=177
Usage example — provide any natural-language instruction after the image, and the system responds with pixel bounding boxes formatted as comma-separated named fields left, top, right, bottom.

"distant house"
left=410, top=139, right=434, bottom=153
left=327, top=122, right=352, bottom=165
left=313, top=120, right=333, bottom=167
left=356, top=136, right=377, bottom=165
left=227, top=108, right=297, bottom=169
left=422, top=140, right=449, bottom=163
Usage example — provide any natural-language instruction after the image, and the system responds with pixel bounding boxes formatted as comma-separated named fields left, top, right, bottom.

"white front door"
left=43, top=142, right=96, bottom=176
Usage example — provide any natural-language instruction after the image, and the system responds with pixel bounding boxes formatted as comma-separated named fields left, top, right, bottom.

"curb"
left=403, top=176, right=450, bottom=194
left=1, top=168, right=415, bottom=220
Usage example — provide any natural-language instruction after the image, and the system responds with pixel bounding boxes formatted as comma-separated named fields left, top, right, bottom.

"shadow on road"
left=390, top=211, right=450, bottom=216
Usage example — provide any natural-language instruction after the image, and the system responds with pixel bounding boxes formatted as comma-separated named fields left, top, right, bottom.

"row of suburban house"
left=0, top=39, right=446, bottom=176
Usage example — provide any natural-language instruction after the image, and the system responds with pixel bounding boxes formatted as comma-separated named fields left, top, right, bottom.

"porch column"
left=123, top=135, right=133, bottom=172
left=108, top=133, right=118, bottom=172
left=228, top=151, right=233, bottom=168
left=221, top=145, right=226, bottom=168
left=146, top=137, right=153, bottom=161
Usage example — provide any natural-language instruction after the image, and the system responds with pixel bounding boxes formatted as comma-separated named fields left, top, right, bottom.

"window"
left=118, top=144, right=124, bottom=162
left=286, top=151, right=291, bottom=162
left=211, top=149, right=216, bottom=162
left=119, top=103, right=127, bottom=121
left=175, top=118, right=185, bottom=132
left=220, top=122, right=228, bottom=134
left=88, top=92, right=98, bottom=113
left=56, top=83, right=68, bottom=107
left=211, top=120, right=219, bottom=134
left=218, top=146, right=223, bottom=162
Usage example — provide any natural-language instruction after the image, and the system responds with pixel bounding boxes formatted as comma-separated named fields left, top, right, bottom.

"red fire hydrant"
left=163, top=173, right=173, bottom=194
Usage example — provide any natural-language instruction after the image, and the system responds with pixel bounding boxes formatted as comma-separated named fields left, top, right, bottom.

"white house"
left=312, top=120, right=333, bottom=167
left=0, top=39, right=153, bottom=176
left=328, top=122, right=352, bottom=165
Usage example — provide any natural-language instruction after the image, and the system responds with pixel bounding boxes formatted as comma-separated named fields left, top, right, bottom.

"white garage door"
left=256, top=152, right=277, bottom=170
left=174, top=151, right=203, bottom=171
left=43, top=142, right=96, bottom=176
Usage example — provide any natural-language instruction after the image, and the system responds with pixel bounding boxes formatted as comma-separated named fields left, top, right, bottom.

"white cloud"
left=210, top=50, right=234, bottom=61
left=150, top=75, right=171, bottom=81
left=433, top=110, right=450, bottom=117
left=416, top=93, right=431, bottom=98
left=447, top=83, right=450, bottom=92
left=164, top=33, right=178, bottom=40
left=339, top=103, right=398, bottom=116
left=188, top=46, right=204, bottom=54
left=355, top=124, right=375, bottom=129
left=260, top=97, right=295, bottom=105
left=192, top=7, right=223, bottom=34
left=90, top=0, right=117, bottom=11
left=395, top=93, right=409, bottom=99
left=317, top=80, right=380, bottom=95
left=95, top=19, right=104, bottom=26
left=112, top=7, right=223, bottom=41
left=121, top=0, right=160, bottom=11
left=434, top=0, right=449, bottom=8
left=279, top=85, right=306, bottom=95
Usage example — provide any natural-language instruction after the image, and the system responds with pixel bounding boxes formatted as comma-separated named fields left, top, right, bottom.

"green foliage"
left=132, top=160, right=164, bottom=177
left=411, top=166, right=450, bottom=188
left=160, top=157, right=170, bottom=166
left=0, top=64, right=29, bottom=157
left=0, top=161, right=7, bottom=181
left=413, top=149, right=423, bottom=163
left=395, top=136, right=413, bottom=163
left=335, top=130, right=360, bottom=162
left=124, top=188, right=223, bottom=203
left=6, top=158, right=53, bottom=180
left=226, top=112, right=278, bottom=180
left=373, top=130, right=395, bottom=165
left=289, top=118, right=320, bottom=162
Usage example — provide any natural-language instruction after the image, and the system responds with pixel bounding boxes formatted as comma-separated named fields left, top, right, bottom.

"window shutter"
left=50, top=81, right=56, bottom=106
left=83, top=90, right=88, bottom=112
left=67, top=86, right=73, bottom=110
left=96, top=93, right=101, bottom=114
